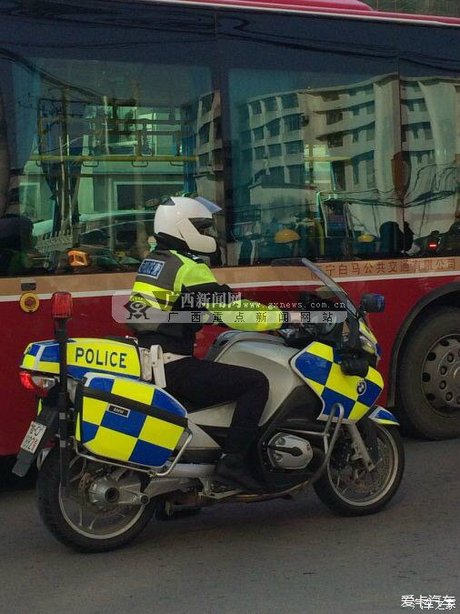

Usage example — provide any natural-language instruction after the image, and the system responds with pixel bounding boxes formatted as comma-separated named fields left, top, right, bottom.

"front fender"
left=368, top=405, right=399, bottom=426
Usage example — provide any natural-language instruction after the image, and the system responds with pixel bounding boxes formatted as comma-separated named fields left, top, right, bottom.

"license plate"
left=20, top=421, right=47, bottom=454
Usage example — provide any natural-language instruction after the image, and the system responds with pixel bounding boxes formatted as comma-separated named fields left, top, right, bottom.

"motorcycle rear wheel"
left=313, top=424, right=404, bottom=516
left=37, top=448, right=156, bottom=552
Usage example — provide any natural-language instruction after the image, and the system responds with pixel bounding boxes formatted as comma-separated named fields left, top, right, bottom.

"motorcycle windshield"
left=270, top=257, right=358, bottom=321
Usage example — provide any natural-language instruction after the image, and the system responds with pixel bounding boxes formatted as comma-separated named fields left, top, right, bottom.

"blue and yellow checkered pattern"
left=76, top=373, right=188, bottom=468
left=293, top=342, right=383, bottom=422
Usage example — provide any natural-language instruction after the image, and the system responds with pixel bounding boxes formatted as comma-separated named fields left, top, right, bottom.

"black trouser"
left=164, top=357, right=269, bottom=455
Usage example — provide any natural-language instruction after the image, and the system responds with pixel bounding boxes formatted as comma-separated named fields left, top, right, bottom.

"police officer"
left=128, top=196, right=281, bottom=491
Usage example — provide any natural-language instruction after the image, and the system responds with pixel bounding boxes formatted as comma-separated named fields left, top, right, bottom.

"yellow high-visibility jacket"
left=128, top=248, right=282, bottom=354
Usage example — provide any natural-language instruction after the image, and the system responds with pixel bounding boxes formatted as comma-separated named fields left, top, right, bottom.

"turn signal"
left=20, top=371, right=56, bottom=397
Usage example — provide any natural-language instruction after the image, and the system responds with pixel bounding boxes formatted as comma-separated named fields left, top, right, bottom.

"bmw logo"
left=357, top=380, right=367, bottom=396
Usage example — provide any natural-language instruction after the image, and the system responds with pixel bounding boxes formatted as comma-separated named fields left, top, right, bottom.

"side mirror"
left=360, top=293, right=385, bottom=313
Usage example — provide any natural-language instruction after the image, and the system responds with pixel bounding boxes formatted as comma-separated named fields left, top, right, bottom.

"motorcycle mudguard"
left=368, top=405, right=399, bottom=426
left=12, top=402, right=59, bottom=477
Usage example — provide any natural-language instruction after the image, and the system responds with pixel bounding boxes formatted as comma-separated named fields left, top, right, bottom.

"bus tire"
left=398, top=306, right=460, bottom=439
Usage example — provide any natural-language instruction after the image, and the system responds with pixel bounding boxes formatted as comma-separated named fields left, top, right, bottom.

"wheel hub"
left=88, top=476, right=120, bottom=509
left=422, top=336, right=460, bottom=414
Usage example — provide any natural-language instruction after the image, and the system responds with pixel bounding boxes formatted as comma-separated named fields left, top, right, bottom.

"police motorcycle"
left=14, top=258, right=404, bottom=552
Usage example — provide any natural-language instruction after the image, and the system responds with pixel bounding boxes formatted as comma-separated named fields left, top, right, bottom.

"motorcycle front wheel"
left=313, top=423, right=404, bottom=516
left=37, top=448, right=156, bottom=552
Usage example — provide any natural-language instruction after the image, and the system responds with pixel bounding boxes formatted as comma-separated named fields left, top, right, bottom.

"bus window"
left=398, top=24, right=460, bottom=258
left=223, top=10, right=401, bottom=264
left=0, top=10, right=223, bottom=276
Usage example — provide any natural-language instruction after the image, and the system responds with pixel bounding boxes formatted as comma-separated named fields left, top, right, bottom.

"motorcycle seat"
left=174, top=397, right=233, bottom=413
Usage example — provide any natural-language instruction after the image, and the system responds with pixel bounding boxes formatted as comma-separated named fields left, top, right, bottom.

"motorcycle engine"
left=266, top=432, right=314, bottom=470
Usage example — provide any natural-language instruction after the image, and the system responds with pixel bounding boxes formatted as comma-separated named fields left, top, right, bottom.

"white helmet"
left=154, top=196, right=221, bottom=254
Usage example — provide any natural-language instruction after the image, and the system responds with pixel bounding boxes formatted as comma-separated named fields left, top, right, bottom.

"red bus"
left=1, top=0, right=460, bottom=474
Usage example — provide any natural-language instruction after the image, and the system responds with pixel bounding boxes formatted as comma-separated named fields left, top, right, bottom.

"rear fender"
left=12, top=399, right=59, bottom=477
left=368, top=405, right=399, bottom=426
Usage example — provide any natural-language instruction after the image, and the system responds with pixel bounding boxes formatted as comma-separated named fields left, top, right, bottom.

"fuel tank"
left=192, top=332, right=303, bottom=427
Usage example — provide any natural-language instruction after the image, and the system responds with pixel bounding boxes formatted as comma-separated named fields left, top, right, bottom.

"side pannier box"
left=75, top=373, right=188, bottom=468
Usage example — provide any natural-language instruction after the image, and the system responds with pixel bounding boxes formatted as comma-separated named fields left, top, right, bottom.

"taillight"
left=20, top=371, right=56, bottom=397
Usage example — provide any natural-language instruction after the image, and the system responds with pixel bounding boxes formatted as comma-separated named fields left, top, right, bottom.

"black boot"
left=215, top=453, right=262, bottom=493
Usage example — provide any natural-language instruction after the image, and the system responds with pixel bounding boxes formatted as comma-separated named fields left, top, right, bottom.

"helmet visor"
left=191, top=218, right=215, bottom=237
left=195, top=196, right=221, bottom=215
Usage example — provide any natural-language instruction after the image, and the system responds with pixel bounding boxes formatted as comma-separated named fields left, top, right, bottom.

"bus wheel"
left=398, top=306, right=460, bottom=439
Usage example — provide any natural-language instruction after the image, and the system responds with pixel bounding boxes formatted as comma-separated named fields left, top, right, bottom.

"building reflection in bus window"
left=0, top=88, right=45, bottom=276
left=227, top=65, right=402, bottom=264
left=0, top=54, right=223, bottom=276
left=402, top=79, right=460, bottom=256
left=224, top=12, right=460, bottom=265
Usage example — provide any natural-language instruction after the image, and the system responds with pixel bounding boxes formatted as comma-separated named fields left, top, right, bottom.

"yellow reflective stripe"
left=110, top=379, right=155, bottom=406
left=131, top=281, right=178, bottom=311
left=139, top=416, right=183, bottom=450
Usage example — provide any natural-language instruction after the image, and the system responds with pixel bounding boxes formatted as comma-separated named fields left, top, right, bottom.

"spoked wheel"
left=314, top=423, right=404, bottom=516
left=37, top=448, right=156, bottom=552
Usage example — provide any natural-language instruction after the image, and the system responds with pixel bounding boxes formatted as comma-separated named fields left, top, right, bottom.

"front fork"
left=345, top=405, right=400, bottom=472
left=345, top=423, right=377, bottom=471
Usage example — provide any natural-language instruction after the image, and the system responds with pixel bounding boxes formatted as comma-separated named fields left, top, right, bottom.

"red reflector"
left=51, top=292, right=73, bottom=319
left=20, top=371, right=36, bottom=392
left=427, top=242, right=438, bottom=250
left=19, top=371, right=54, bottom=397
